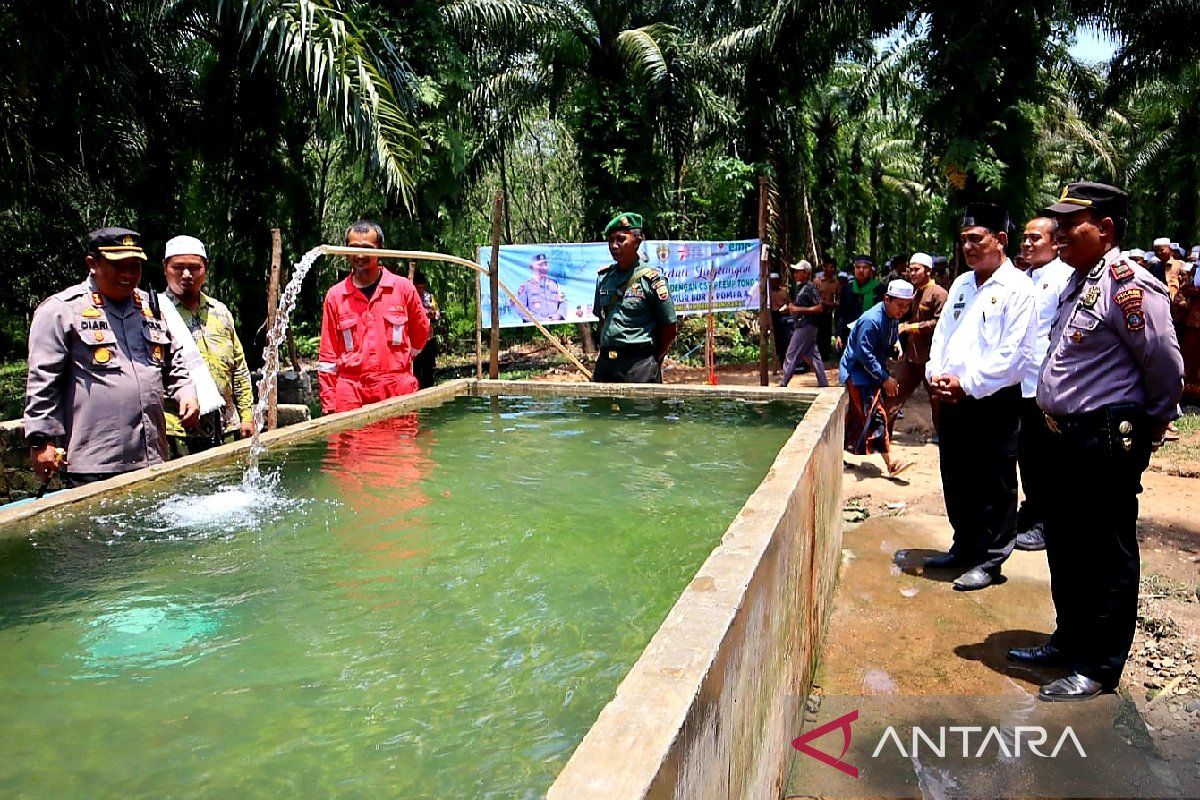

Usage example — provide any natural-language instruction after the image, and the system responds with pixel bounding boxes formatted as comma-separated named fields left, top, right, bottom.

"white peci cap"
left=1152, top=237, right=1171, bottom=247
left=1128, top=248, right=1145, bottom=259
left=886, top=279, right=915, bottom=300
left=909, top=252, right=933, bottom=269
left=164, top=235, right=207, bottom=261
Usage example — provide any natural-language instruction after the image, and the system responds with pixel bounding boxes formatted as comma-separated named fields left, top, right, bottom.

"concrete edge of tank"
left=545, top=384, right=846, bottom=800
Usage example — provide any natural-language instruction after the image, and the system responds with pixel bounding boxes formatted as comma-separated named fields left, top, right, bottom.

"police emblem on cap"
left=122, top=235, right=135, bottom=247
left=620, top=216, right=629, bottom=226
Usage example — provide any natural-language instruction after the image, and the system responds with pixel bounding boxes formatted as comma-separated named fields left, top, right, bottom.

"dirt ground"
left=532, top=353, right=1200, bottom=788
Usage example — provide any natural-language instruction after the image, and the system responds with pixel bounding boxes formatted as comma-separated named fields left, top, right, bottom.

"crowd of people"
left=23, top=220, right=438, bottom=489
left=776, top=182, right=1186, bottom=703
left=19, top=189, right=1190, bottom=704
left=21, top=212, right=679, bottom=490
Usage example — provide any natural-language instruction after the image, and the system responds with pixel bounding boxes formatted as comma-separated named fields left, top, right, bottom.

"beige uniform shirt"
left=24, top=279, right=196, bottom=474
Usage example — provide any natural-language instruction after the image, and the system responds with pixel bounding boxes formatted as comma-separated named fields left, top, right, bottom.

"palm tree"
left=442, top=0, right=693, bottom=234
left=0, top=0, right=421, bottom=357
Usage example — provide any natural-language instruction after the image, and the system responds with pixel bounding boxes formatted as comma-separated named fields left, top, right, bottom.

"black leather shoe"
left=1007, top=643, right=1071, bottom=667
left=1015, top=525, right=1046, bottom=551
left=1037, top=673, right=1106, bottom=702
left=923, top=552, right=967, bottom=569
left=953, top=566, right=996, bottom=591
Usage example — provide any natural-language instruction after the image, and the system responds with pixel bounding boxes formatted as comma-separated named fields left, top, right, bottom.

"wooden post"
left=489, top=191, right=503, bottom=379
left=474, top=269, right=483, bottom=379
left=757, top=176, right=770, bottom=386
left=266, top=228, right=282, bottom=429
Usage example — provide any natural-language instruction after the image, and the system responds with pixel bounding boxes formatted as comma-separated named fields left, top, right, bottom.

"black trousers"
left=1016, top=396, right=1051, bottom=532
left=1043, top=411, right=1151, bottom=687
left=414, top=336, right=438, bottom=389
left=816, top=309, right=834, bottom=360
left=592, top=352, right=662, bottom=383
left=936, top=384, right=1021, bottom=572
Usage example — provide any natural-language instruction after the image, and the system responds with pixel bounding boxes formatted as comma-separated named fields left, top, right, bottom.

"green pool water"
left=0, top=394, right=802, bottom=799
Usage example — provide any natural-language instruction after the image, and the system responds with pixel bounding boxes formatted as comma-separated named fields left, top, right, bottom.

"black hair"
left=413, top=268, right=427, bottom=285
left=345, top=219, right=385, bottom=248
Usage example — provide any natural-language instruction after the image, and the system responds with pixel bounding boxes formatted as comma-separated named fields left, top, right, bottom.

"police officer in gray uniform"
left=516, top=254, right=567, bottom=322
left=1006, top=183, right=1184, bottom=701
left=24, top=227, right=199, bottom=487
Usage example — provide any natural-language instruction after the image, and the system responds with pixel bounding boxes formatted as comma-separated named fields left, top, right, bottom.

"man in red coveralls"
left=318, top=220, right=430, bottom=413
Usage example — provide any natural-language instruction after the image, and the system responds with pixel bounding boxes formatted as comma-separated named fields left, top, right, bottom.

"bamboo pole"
left=488, top=191, right=503, bottom=379
left=266, top=228, right=282, bottom=430
left=318, top=245, right=592, bottom=380
left=757, top=176, right=770, bottom=386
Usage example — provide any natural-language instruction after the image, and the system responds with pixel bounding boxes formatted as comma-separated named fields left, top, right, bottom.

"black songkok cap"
left=961, top=203, right=1011, bottom=235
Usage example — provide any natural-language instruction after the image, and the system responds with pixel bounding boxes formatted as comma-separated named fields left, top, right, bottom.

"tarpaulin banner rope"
left=478, top=240, right=762, bottom=329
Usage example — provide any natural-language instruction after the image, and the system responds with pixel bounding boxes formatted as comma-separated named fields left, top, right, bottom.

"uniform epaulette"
left=1109, top=261, right=1135, bottom=283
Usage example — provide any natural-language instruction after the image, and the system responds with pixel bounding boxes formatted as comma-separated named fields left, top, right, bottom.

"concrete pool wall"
left=0, top=379, right=846, bottom=800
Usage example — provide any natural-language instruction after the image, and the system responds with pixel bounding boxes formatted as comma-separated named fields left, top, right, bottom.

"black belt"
left=600, top=344, right=655, bottom=360
left=1042, top=408, right=1109, bottom=435
left=1043, top=404, right=1148, bottom=455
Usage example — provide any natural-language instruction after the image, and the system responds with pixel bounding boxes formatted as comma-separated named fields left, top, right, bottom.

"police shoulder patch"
left=1110, top=262, right=1135, bottom=283
left=1114, top=287, right=1145, bottom=331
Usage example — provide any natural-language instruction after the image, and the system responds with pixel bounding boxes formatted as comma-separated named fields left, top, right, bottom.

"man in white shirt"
left=1014, top=217, right=1075, bottom=551
left=923, top=203, right=1036, bottom=590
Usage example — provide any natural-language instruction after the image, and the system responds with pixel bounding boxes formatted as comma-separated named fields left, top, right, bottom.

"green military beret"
left=603, top=212, right=646, bottom=237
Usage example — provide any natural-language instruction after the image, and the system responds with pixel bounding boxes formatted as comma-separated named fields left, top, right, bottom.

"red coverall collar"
left=334, top=266, right=404, bottom=301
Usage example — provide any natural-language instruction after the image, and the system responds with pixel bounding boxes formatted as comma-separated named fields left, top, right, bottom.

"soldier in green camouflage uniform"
left=592, top=212, right=678, bottom=383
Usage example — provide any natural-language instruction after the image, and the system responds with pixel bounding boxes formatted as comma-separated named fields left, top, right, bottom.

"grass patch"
left=1159, top=410, right=1200, bottom=464
left=0, top=360, right=24, bottom=421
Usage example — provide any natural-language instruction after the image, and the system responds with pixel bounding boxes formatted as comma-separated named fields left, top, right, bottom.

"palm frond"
left=219, top=0, right=421, bottom=203
left=615, top=24, right=676, bottom=92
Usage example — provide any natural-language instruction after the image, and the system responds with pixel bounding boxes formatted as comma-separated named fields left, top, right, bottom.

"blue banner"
left=478, top=240, right=762, bottom=328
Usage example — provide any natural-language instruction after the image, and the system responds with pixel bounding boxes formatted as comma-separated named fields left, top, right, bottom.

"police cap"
left=1044, top=182, right=1129, bottom=221
left=88, top=227, right=147, bottom=261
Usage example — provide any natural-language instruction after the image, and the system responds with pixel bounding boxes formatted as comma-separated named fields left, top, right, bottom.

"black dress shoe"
left=953, top=566, right=996, bottom=591
left=1015, top=525, right=1046, bottom=551
left=923, top=552, right=967, bottom=569
left=1007, top=643, right=1072, bottom=667
left=1037, top=673, right=1106, bottom=702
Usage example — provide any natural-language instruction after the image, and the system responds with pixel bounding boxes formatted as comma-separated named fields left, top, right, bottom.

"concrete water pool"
left=0, top=380, right=844, bottom=799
